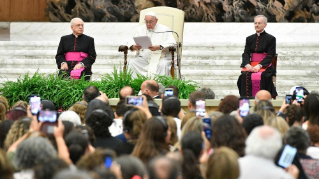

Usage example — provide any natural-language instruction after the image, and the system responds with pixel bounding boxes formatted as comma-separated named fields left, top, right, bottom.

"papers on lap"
left=133, top=36, right=152, bottom=49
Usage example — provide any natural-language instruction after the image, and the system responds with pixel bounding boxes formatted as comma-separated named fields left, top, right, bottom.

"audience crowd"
left=0, top=82, right=319, bottom=179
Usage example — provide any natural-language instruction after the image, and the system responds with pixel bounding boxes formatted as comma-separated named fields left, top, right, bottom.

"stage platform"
left=0, top=22, right=319, bottom=99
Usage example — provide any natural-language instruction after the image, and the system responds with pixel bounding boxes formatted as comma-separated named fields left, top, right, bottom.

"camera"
left=125, top=96, right=143, bottom=106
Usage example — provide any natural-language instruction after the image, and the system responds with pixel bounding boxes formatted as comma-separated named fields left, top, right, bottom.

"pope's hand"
left=148, top=45, right=160, bottom=51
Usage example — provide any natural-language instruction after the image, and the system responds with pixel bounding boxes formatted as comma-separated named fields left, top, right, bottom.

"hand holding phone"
left=38, top=110, right=58, bottom=134
left=285, top=95, right=292, bottom=105
left=125, top=96, right=143, bottom=106
left=239, top=98, right=250, bottom=117
left=30, top=95, right=41, bottom=115
left=196, top=99, right=206, bottom=117
left=202, top=118, right=212, bottom=139
left=278, top=145, right=297, bottom=168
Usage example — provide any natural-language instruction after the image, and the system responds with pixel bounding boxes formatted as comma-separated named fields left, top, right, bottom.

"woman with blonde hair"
left=166, top=116, right=178, bottom=146
left=265, top=116, right=289, bottom=139
left=68, top=101, right=88, bottom=124
left=0, top=96, right=9, bottom=122
left=172, top=116, right=203, bottom=152
left=254, top=100, right=276, bottom=123
left=4, top=117, right=31, bottom=150
left=206, top=146, right=239, bottom=179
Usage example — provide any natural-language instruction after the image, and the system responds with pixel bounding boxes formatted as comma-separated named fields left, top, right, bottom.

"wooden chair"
left=118, top=6, right=185, bottom=79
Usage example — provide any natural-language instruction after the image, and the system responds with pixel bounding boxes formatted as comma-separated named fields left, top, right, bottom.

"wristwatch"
left=160, top=45, right=163, bottom=50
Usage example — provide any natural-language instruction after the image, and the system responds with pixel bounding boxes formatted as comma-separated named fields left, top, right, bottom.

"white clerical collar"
left=73, top=33, right=78, bottom=38
left=256, top=30, right=265, bottom=36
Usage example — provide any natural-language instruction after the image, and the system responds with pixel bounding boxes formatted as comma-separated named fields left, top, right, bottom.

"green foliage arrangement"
left=0, top=68, right=199, bottom=109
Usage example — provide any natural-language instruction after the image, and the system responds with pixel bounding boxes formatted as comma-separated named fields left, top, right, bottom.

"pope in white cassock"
left=127, top=11, right=176, bottom=78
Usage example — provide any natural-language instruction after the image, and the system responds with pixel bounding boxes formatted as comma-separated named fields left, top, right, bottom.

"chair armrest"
left=118, top=45, right=128, bottom=52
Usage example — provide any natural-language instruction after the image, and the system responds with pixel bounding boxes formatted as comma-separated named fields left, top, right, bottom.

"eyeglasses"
left=145, top=20, right=155, bottom=24
left=73, top=24, right=84, bottom=27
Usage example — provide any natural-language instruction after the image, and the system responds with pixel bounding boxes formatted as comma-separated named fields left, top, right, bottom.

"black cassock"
left=237, top=31, right=278, bottom=98
left=56, top=34, right=96, bottom=80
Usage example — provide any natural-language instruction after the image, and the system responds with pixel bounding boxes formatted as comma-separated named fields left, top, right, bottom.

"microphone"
left=153, top=30, right=181, bottom=79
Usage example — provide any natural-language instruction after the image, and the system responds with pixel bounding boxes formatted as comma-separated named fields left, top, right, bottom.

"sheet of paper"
left=133, top=36, right=152, bottom=49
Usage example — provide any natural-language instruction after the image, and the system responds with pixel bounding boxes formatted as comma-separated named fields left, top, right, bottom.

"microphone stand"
left=153, top=31, right=181, bottom=79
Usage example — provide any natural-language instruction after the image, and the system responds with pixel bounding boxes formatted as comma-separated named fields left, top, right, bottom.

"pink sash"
left=65, top=52, right=88, bottom=79
left=250, top=53, right=271, bottom=96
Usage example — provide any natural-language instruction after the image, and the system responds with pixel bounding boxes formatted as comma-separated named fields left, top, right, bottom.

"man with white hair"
left=237, top=15, right=277, bottom=98
left=239, top=126, right=299, bottom=179
left=128, top=11, right=176, bottom=77
left=56, top=17, right=96, bottom=80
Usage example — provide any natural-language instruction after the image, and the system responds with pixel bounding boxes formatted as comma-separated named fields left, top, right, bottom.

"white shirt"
left=108, top=118, right=123, bottom=137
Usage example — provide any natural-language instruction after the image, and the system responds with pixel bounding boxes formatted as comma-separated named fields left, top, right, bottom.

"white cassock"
left=127, top=23, right=176, bottom=78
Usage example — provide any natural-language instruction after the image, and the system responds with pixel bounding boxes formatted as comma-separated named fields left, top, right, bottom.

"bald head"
left=119, top=86, right=135, bottom=100
left=141, top=80, right=159, bottom=98
left=255, top=90, right=271, bottom=104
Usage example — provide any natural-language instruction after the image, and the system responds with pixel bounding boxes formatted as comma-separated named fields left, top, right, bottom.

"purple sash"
left=65, top=52, right=88, bottom=79
left=250, top=53, right=271, bottom=96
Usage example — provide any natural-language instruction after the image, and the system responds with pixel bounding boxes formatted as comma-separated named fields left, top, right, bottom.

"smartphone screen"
left=125, top=96, right=143, bottom=106
left=202, top=118, right=212, bottom=139
left=239, top=98, right=250, bottom=117
left=38, top=110, right=58, bottom=134
left=285, top=95, right=292, bottom=105
left=105, top=157, right=112, bottom=168
left=196, top=99, right=206, bottom=117
left=278, top=145, right=297, bottom=168
left=295, top=87, right=304, bottom=103
left=30, top=95, right=41, bottom=115
left=164, top=88, right=174, bottom=97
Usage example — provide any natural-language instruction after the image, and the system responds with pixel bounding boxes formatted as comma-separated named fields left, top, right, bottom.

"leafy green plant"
left=0, top=68, right=199, bottom=109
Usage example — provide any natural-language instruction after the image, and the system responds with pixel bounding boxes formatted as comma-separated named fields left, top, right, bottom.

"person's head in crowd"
left=141, top=94, right=161, bottom=116
left=132, top=116, right=171, bottom=164
left=211, top=115, right=246, bottom=157
left=254, top=90, right=271, bottom=105
left=53, top=169, right=93, bottom=179
left=206, top=147, right=239, bottom=179
left=158, top=83, right=165, bottom=97
left=4, top=117, right=31, bottom=150
left=82, top=85, right=100, bottom=103
left=42, top=99, right=56, bottom=110
left=242, top=113, right=264, bottom=135
left=307, top=125, right=319, bottom=146
left=77, top=148, right=116, bottom=171
left=284, top=126, right=310, bottom=154
left=291, top=86, right=309, bottom=105
left=7, top=105, right=27, bottom=121
left=34, top=157, right=69, bottom=179
left=0, top=96, right=9, bottom=122
left=265, top=116, right=289, bottom=139
left=115, top=100, right=131, bottom=119
left=286, top=104, right=306, bottom=127
left=74, top=125, right=96, bottom=145
left=86, top=108, right=113, bottom=138
left=12, top=100, right=28, bottom=109
left=162, top=96, right=181, bottom=118
left=85, top=98, right=114, bottom=120
left=254, top=100, right=276, bottom=123
left=304, top=93, right=319, bottom=126
left=0, top=149, right=14, bottom=179
left=173, top=116, right=203, bottom=151
left=119, top=86, right=135, bottom=100
left=166, top=151, right=183, bottom=167
left=165, top=85, right=179, bottom=98
left=68, top=101, right=88, bottom=124
left=246, top=126, right=282, bottom=159
left=92, top=167, right=117, bottom=179
left=208, top=111, right=224, bottom=123
left=148, top=156, right=182, bottom=179
left=0, top=120, right=14, bottom=149
left=188, top=91, right=205, bottom=110
left=200, top=87, right=215, bottom=99
left=115, top=155, right=147, bottom=179
left=141, top=80, right=159, bottom=98
left=59, top=111, right=81, bottom=126
left=181, top=131, right=203, bottom=179
left=217, top=95, right=239, bottom=114
left=62, top=121, right=75, bottom=138
left=122, top=108, right=147, bottom=142
left=166, top=116, right=178, bottom=146
left=13, top=136, right=57, bottom=170
left=65, top=131, right=89, bottom=164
